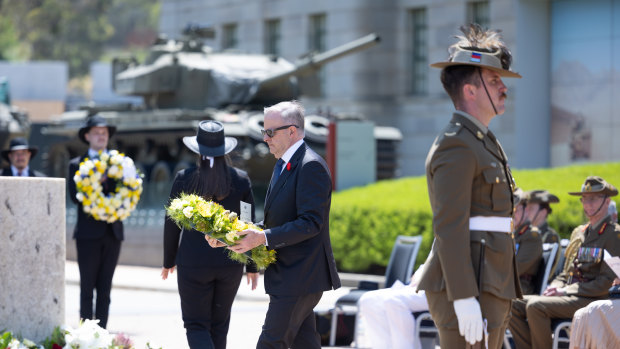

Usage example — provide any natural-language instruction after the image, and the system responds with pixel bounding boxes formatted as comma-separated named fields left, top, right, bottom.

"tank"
left=39, top=26, right=401, bottom=209
left=0, top=76, right=30, bottom=157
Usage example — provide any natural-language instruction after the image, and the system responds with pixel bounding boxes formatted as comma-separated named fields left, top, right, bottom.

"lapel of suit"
left=264, top=144, right=306, bottom=212
left=1, top=168, right=11, bottom=176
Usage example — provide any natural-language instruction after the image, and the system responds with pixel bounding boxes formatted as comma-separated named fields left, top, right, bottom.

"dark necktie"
left=269, top=159, right=285, bottom=190
left=17, top=170, right=23, bottom=177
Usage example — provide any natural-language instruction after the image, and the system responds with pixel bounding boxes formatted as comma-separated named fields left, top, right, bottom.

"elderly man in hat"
left=67, top=114, right=121, bottom=329
left=526, top=190, right=561, bottom=244
left=509, top=176, right=620, bottom=349
left=511, top=189, right=544, bottom=295
left=415, top=24, right=522, bottom=348
left=1, top=137, right=45, bottom=177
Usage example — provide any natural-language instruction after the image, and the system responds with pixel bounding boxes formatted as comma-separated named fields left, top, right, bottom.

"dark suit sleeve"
left=163, top=172, right=184, bottom=268
left=67, top=160, right=79, bottom=205
left=239, top=171, right=258, bottom=273
left=265, top=159, right=332, bottom=248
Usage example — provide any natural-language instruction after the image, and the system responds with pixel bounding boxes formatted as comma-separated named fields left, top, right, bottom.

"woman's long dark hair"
left=188, top=155, right=232, bottom=201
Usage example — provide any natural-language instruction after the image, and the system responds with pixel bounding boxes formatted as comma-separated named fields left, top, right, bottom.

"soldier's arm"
left=429, top=137, right=478, bottom=301
left=515, top=230, right=543, bottom=277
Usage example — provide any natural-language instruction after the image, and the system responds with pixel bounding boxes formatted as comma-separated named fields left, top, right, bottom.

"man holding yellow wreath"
left=67, top=114, right=123, bottom=329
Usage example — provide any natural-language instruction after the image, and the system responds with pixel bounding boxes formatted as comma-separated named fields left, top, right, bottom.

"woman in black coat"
left=161, top=120, right=259, bottom=349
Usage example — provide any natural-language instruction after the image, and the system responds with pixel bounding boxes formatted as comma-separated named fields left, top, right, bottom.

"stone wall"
left=0, top=177, right=65, bottom=342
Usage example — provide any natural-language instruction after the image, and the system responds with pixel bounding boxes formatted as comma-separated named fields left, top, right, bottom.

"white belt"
left=469, top=216, right=512, bottom=233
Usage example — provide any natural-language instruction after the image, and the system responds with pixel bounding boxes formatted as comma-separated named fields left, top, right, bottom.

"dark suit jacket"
left=1, top=168, right=46, bottom=177
left=262, top=142, right=341, bottom=296
left=68, top=154, right=123, bottom=240
left=163, top=166, right=257, bottom=272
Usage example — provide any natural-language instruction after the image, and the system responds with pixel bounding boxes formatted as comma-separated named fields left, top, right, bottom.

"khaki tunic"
left=513, top=222, right=543, bottom=295
left=540, top=221, right=560, bottom=243
left=417, top=113, right=522, bottom=347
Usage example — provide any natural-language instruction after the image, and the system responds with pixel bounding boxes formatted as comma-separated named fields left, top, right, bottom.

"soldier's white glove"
left=453, top=296, right=483, bottom=345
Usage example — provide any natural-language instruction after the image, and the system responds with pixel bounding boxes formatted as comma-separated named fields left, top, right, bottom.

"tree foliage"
left=0, top=0, right=160, bottom=77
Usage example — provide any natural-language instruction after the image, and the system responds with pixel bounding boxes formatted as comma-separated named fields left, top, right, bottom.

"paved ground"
left=64, top=261, right=353, bottom=349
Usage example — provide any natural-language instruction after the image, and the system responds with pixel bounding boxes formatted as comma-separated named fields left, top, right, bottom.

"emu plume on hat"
left=526, top=190, right=560, bottom=205
left=431, top=24, right=521, bottom=78
left=568, top=176, right=618, bottom=197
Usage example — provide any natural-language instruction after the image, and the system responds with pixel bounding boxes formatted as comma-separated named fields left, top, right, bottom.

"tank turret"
left=0, top=77, right=30, bottom=156
left=112, top=25, right=379, bottom=109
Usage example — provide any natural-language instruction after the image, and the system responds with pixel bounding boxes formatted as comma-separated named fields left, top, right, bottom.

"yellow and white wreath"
left=73, top=150, right=143, bottom=223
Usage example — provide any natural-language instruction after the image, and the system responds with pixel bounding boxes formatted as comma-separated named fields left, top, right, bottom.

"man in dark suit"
left=1, top=137, right=46, bottom=177
left=228, top=100, right=341, bottom=348
left=67, top=114, right=122, bottom=329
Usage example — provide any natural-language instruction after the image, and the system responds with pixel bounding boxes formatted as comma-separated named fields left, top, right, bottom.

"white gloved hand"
left=453, top=296, right=483, bottom=345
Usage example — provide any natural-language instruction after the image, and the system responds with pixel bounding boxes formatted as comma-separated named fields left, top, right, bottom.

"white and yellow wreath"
left=73, top=150, right=143, bottom=223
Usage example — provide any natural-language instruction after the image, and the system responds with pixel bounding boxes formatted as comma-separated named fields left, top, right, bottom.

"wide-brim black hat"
left=183, top=120, right=237, bottom=157
left=78, top=114, right=117, bottom=144
left=2, top=137, right=38, bottom=162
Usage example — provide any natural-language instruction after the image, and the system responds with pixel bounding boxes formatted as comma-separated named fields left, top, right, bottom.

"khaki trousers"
left=426, top=290, right=511, bottom=349
left=509, top=295, right=594, bottom=349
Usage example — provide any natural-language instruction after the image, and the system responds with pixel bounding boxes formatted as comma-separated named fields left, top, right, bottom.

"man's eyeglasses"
left=261, top=124, right=299, bottom=138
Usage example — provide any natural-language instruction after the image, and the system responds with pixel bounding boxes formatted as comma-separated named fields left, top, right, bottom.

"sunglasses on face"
left=261, top=124, right=299, bottom=138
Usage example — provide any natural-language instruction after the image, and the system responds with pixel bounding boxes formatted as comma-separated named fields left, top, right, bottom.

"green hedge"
left=330, top=162, right=620, bottom=273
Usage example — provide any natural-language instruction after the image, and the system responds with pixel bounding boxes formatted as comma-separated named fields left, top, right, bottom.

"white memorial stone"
left=0, top=177, right=65, bottom=342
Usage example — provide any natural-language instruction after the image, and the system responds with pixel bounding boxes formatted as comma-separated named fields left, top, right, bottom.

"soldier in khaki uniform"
left=508, top=176, right=620, bottom=349
left=416, top=24, right=522, bottom=348
left=513, top=189, right=543, bottom=295
left=526, top=190, right=561, bottom=244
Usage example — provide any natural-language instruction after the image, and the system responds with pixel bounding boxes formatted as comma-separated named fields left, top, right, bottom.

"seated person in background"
left=509, top=176, right=620, bottom=349
left=512, top=188, right=543, bottom=295
left=610, top=200, right=618, bottom=223
left=526, top=189, right=561, bottom=244
left=569, top=278, right=620, bottom=349
left=358, top=264, right=429, bottom=349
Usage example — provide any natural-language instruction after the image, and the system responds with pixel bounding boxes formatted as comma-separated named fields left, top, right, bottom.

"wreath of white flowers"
left=73, top=150, right=143, bottom=223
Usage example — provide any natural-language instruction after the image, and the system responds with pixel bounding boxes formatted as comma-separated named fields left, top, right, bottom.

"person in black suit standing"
left=1, top=137, right=46, bottom=177
left=162, top=120, right=259, bottom=349
left=224, top=100, right=341, bottom=349
left=67, top=114, right=121, bottom=329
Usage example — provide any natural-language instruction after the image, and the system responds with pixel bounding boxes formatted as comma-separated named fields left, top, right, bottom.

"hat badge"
left=585, top=183, right=592, bottom=192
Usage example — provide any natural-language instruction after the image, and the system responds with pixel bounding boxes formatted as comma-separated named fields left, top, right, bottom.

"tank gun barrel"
left=256, top=33, right=380, bottom=92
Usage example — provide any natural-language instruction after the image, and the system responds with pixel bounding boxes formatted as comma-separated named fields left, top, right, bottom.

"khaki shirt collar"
left=455, top=110, right=488, bottom=134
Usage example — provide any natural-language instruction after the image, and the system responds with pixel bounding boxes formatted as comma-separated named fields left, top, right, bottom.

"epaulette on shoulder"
left=444, top=121, right=464, bottom=137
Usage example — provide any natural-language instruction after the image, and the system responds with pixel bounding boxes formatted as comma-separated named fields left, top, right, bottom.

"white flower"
left=121, top=157, right=137, bottom=179
left=108, top=165, right=119, bottom=177
left=76, top=192, right=84, bottom=202
left=73, top=174, right=81, bottom=183
left=63, top=319, right=114, bottom=349
left=170, top=199, right=184, bottom=211
left=183, top=206, right=194, bottom=218
left=226, top=231, right=239, bottom=242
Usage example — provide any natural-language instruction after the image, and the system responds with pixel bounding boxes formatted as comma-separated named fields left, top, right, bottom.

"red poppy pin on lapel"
left=286, top=162, right=291, bottom=171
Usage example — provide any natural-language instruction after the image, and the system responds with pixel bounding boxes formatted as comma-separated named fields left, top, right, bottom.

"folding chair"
left=328, top=235, right=422, bottom=347
left=535, top=242, right=559, bottom=295
left=552, top=319, right=572, bottom=349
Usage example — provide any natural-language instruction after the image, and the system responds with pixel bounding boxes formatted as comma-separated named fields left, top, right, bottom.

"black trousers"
left=257, top=291, right=323, bottom=349
left=177, top=264, right=244, bottom=349
left=76, top=229, right=122, bottom=329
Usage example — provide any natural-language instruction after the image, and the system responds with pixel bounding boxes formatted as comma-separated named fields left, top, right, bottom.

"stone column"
left=0, top=177, right=65, bottom=342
